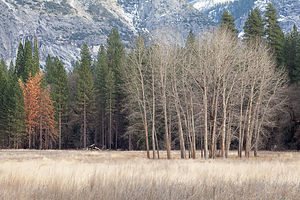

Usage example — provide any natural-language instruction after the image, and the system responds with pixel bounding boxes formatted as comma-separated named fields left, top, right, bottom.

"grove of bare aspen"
left=124, top=29, right=287, bottom=160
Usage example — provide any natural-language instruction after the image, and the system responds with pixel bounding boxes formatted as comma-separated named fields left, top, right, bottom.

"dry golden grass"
left=0, top=150, right=299, bottom=200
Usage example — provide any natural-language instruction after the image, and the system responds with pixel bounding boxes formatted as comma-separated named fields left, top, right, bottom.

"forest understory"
left=0, top=150, right=299, bottom=200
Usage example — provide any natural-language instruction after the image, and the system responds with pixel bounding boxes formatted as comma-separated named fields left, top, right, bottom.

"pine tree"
left=185, top=30, right=196, bottom=49
left=44, top=54, right=55, bottom=84
left=220, top=10, right=238, bottom=35
left=33, top=36, right=40, bottom=75
left=294, top=27, right=300, bottom=83
left=264, top=3, right=285, bottom=67
left=243, top=7, right=265, bottom=42
left=284, top=25, right=299, bottom=82
left=94, top=45, right=108, bottom=147
left=51, top=57, right=69, bottom=149
left=0, top=60, right=8, bottom=147
left=7, top=64, right=25, bottom=148
left=15, top=42, right=24, bottom=78
left=23, top=41, right=34, bottom=81
left=106, top=28, right=126, bottom=149
left=76, top=43, right=95, bottom=148
left=105, top=66, right=115, bottom=149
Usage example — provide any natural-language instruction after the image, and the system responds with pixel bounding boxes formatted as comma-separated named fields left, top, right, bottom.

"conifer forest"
left=0, top=4, right=300, bottom=159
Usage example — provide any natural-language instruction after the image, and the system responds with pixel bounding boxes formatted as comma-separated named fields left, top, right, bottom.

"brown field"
left=0, top=150, right=299, bottom=200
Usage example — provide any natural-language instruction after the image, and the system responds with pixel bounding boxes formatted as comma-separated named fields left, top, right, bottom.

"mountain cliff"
left=189, top=0, right=300, bottom=34
left=0, top=0, right=214, bottom=70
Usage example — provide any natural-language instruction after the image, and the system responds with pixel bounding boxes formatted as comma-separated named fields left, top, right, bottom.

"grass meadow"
left=0, top=150, right=299, bottom=200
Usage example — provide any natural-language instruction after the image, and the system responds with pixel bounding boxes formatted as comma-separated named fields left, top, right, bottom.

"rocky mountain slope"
left=189, top=0, right=300, bottom=34
left=0, top=0, right=214, bottom=70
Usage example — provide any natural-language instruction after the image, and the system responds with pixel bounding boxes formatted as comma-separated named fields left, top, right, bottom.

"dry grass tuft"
left=0, top=150, right=299, bottom=200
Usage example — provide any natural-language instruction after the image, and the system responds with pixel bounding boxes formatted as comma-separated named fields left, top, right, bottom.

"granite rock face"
left=189, top=0, right=300, bottom=34
left=0, top=0, right=214, bottom=70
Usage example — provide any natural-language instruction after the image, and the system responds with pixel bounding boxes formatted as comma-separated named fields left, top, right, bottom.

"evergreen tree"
left=94, top=45, right=108, bottom=147
left=105, top=66, right=116, bottom=150
left=76, top=43, right=95, bottom=148
left=264, top=3, right=285, bottom=67
left=284, top=25, right=299, bottom=82
left=74, top=60, right=80, bottom=74
left=44, top=56, right=69, bottom=149
left=0, top=60, right=8, bottom=147
left=106, top=28, right=126, bottom=149
left=44, top=54, right=55, bottom=85
left=185, top=30, right=196, bottom=49
left=52, top=57, right=69, bottom=149
left=7, top=64, right=25, bottom=148
left=243, top=7, right=265, bottom=42
left=15, top=42, right=24, bottom=78
left=294, top=27, right=300, bottom=83
left=33, top=35, right=40, bottom=75
left=220, top=10, right=238, bottom=35
left=23, top=41, right=34, bottom=81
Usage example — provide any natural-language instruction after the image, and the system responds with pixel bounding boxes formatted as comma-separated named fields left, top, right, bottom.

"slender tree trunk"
left=175, top=101, right=186, bottom=159
left=109, top=96, right=112, bottom=150
left=190, top=95, right=196, bottom=159
left=162, top=89, right=171, bottom=159
left=203, top=81, right=209, bottom=160
left=200, top=129, right=204, bottom=158
left=238, top=96, right=244, bottom=157
left=39, top=117, right=42, bottom=150
left=94, top=128, right=98, bottom=147
left=142, top=108, right=149, bottom=158
left=83, top=99, right=87, bottom=149
left=183, top=109, right=191, bottom=158
left=28, top=130, right=31, bottom=149
left=115, top=125, right=118, bottom=149
left=154, top=129, right=160, bottom=159
left=45, top=131, right=48, bottom=149
left=245, top=81, right=255, bottom=158
left=138, top=66, right=150, bottom=159
left=33, top=131, right=36, bottom=149
left=128, top=133, right=132, bottom=150
left=221, top=85, right=227, bottom=158
left=211, top=81, right=220, bottom=159
left=225, top=113, right=232, bottom=158
left=102, top=111, right=105, bottom=148
left=254, top=131, right=260, bottom=157
left=152, top=71, right=156, bottom=159
left=59, top=111, right=62, bottom=150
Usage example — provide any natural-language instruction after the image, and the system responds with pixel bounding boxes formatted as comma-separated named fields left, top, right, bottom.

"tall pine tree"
left=7, top=64, right=25, bottom=148
left=23, top=41, right=34, bottom=81
left=106, top=28, right=126, bottom=149
left=220, top=10, right=238, bottom=36
left=33, top=36, right=40, bottom=75
left=0, top=60, right=8, bottom=147
left=243, top=7, right=265, bottom=42
left=76, top=43, right=95, bottom=148
left=284, top=25, right=299, bottom=83
left=264, top=3, right=285, bottom=67
left=15, top=42, right=24, bottom=78
left=94, top=45, right=108, bottom=147
left=44, top=56, right=69, bottom=149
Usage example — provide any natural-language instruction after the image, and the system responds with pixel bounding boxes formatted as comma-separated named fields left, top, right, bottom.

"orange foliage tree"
left=19, top=73, right=40, bottom=148
left=19, top=71, right=57, bottom=149
left=38, top=85, right=57, bottom=149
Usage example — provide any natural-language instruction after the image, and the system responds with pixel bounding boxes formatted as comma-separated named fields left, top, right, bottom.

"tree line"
left=0, top=3, right=299, bottom=157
